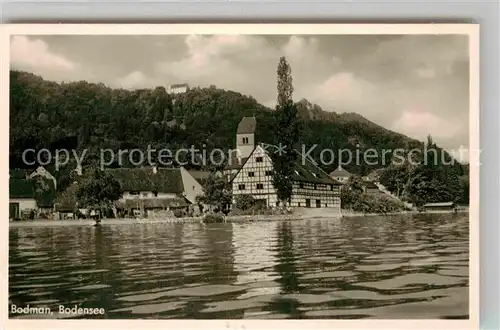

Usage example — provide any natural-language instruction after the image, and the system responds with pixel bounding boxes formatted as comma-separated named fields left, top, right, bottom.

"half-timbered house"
left=225, top=117, right=342, bottom=210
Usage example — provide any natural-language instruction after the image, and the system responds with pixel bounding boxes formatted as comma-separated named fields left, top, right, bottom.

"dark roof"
left=10, top=169, right=29, bottom=179
left=9, top=178, right=35, bottom=199
left=237, top=116, right=257, bottom=134
left=116, top=197, right=188, bottom=210
left=106, top=168, right=184, bottom=193
left=329, top=166, right=351, bottom=177
left=188, top=170, right=211, bottom=184
left=292, top=151, right=341, bottom=185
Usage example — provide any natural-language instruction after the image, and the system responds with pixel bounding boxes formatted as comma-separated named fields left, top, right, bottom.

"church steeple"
left=236, top=116, right=256, bottom=160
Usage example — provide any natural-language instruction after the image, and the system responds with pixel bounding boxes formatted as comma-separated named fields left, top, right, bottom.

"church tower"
left=235, top=116, right=256, bottom=161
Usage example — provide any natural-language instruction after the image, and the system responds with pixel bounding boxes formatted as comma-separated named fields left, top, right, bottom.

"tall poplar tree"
left=271, top=57, right=300, bottom=207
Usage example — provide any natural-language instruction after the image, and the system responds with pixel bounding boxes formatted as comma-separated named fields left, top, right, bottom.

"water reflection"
left=9, top=213, right=469, bottom=319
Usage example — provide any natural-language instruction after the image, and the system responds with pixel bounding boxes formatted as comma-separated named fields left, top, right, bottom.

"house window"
left=265, top=170, right=272, bottom=176
left=256, top=157, right=263, bottom=163
left=130, top=191, right=139, bottom=196
left=314, top=184, right=317, bottom=190
left=330, top=185, right=334, bottom=191
left=142, top=192, right=149, bottom=197
left=238, top=184, right=246, bottom=190
left=242, top=137, right=249, bottom=144
left=298, top=202, right=301, bottom=207
left=248, top=172, right=255, bottom=177
left=153, top=191, right=158, bottom=197
left=299, top=183, right=304, bottom=189
left=256, top=183, right=264, bottom=190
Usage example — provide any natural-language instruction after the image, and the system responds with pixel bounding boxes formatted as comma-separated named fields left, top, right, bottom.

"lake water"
left=9, top=213, right=469, bottom=319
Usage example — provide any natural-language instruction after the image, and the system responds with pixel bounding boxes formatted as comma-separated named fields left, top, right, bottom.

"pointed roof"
left=237, top=116, right=257, bottom=134
left=329, top=165, right=351, bottom=178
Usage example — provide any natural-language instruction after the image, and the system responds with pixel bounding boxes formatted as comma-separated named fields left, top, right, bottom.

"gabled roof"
left=362, top=181, right=379, bottom=189
left=9, top=178, right=35, bottom=199
left=10, top=169, right=29, bottom=179
left=106, top=167, right=184, bottom=193
left=293, top=151, right=342, bottom=185
left=237, top=116, right=257, bottom=134
left=188, top=170, right=211, bottom=184
left=329, top=165, right=351, bottom=177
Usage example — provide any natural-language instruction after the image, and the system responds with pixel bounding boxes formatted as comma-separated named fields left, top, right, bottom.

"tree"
left=76, top=167, right=123, bottom=222
left=197, top=173, right=232, bottom=214
left=270, top=57, right=300, bottom=207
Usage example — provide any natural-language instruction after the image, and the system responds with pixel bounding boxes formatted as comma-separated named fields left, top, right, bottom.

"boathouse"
left=423, top=202, right=456, bottom=212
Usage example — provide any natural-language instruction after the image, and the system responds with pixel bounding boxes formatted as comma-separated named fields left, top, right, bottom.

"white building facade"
left=226, top=117, right=342, bottom=210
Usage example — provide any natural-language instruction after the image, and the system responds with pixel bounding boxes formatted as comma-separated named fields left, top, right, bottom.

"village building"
left=9, top=166, right=57, bottom=219
left=224, top=117, right=342, bottom=210
left=329, top=165, right=352, bottom=183
left=9, top=178, right=37, bottom=220
left=361, top=180, right=380, bottom=194
left=107, top=166, right=203, bottom=217
left=423, top=202, right=456, bottom=213
left=168, top=83, right=189, bottom=94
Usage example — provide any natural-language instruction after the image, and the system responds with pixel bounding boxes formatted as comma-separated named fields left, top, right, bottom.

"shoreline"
left=9, top=209, right=469, bottom=228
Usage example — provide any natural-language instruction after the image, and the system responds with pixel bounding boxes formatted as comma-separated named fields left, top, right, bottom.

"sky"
left=10, top=34, right=470, bottom=157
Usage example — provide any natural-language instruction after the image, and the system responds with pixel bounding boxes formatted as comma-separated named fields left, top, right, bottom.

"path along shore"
left=9, top=209, right=468, bottom=228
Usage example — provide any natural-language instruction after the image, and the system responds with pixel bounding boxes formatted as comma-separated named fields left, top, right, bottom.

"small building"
left=9, top=178, right=37, bottom=220
left=362, top=180, right=380, bottom=194
left=168, top=83, right=189, bottom=94
left=107, top=166, right=203, bottom=217
left=329, top=165, right=352, bottom=184
left=423, top=202, right=456, bottom=212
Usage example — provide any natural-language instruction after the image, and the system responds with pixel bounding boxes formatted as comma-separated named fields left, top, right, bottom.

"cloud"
left=116, top=71, right=149, bottom=89
left=10, top=36, right=76, bottom=74
left=392, top=107, right=460, bottom=141
left=415, top=67, right=436, bottom=79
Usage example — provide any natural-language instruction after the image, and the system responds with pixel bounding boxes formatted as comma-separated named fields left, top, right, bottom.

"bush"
left=173, top=209, right=185, bottom=218
left=20, top=209, right=36, bottom=220
left=234, top=195, right=256, bottom=211
left=203, top=212, right=225, bottom=223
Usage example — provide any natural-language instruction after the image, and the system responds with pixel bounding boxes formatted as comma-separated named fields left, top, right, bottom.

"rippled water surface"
left=9, top=213, right=469, bottom=319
